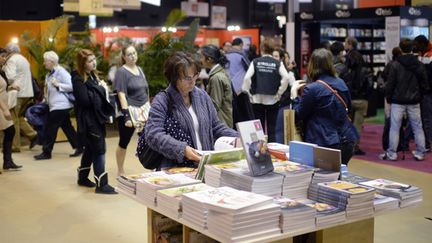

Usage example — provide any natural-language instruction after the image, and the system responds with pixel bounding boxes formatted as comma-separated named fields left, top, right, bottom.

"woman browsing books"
left=291, top=48, right=358, bottom=165
left=144, top=51, right=238, bottom=170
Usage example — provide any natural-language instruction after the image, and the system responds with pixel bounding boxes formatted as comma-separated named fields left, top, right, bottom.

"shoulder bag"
left=136, top=91, right=194, bottom=170
left=128, top=68, right=150, bottom=131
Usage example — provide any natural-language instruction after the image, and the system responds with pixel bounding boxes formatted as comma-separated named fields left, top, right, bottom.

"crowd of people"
left=0, top=33, right=430, bottom=190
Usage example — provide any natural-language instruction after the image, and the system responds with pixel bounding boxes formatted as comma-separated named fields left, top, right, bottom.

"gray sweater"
left=145, top=85, right=238, bottom=166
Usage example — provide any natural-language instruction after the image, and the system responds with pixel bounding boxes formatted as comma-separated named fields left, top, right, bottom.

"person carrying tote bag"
left=114, top=45, right=150, bottom=176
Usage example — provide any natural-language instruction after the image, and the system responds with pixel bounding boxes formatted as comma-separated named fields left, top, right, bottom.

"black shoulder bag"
left=136, top=91, right=194, bottom=170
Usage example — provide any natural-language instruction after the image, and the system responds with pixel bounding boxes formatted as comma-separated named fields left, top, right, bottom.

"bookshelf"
left=320, top=22, right=386, bottom=74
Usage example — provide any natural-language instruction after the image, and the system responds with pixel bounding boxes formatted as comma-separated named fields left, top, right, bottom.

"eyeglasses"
left=181, top=73, right=199, bottom=82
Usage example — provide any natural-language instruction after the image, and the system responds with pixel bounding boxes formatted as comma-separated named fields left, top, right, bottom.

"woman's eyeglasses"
left=182, top=73, right=199, bottom=82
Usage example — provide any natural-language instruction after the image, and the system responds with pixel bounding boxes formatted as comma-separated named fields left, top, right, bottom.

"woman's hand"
left=290, top=80, right=306, bottom=99
left=184, top=146, right=202, bottom=162
left=3, top=109, right=12, bottom=120
left=125, top=120, right=133, bottom=127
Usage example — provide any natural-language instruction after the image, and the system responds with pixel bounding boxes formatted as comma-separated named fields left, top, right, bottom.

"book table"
left=118, top=189, right=377, bottom=243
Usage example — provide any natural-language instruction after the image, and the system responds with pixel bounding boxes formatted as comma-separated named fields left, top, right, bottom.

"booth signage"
left=299, top=12, right=314, bottom=20
left=375, top=8, right=393, bottom=16
left=408, top=7, right=422, bottom=16
left=335, top=10, right=351, bottom=18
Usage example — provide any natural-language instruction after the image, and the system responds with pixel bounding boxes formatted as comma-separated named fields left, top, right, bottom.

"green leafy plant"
left=138, top=10, right=200, bottom=96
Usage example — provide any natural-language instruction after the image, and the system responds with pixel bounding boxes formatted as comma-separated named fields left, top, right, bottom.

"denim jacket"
left=292, top=75, right=359, bottom=146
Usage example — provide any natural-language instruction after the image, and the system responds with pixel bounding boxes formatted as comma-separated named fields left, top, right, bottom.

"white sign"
left=181, top=1, right=209, bottom=17
left=211, top=6, right=226, bottom=28
left=79, top=0, right=113, bottom=16
left=385, top=16, right=400, bottom=63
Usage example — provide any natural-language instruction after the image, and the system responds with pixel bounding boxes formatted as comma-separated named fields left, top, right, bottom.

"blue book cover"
left=288, top=141, right=317, bottom=167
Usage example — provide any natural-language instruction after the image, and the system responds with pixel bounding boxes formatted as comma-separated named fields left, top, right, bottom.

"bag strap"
left=316, top=80, right=348, bottom=113
left=159, top=90, right=173, bottom=116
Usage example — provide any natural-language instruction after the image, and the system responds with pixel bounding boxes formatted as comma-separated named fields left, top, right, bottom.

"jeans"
left=387, top=103, right=426, bottom=159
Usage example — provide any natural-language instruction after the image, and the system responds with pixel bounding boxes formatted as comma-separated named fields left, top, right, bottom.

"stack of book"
left=185, top=186, right=281, bottom=243
left=135, top=173, right=201, bottom=206
left=116, top=171, right=167, bottom=196
left=372, top=193, right=399, bottom=214
left=156, top=183, right=214, bottom=218
left=341, top=172, right=371, bottom=184
left=308, top=169, right=340, bottom=201
left=204, top=161, right=244, bottom=187
left=273, top=196, right=316, bottom=233
left=181, top=187, right=237, bottom=229
left=221, top=167, right=284, bottom=196
left=273, top=161, right=314, bottom=199
left=298, top=199, right=346, bottom=227
left=317, top=181, right=375, bottom=220
left=360, top=179, right=423, bottom=208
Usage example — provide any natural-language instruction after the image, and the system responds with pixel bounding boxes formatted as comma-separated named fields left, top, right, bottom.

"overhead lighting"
left=48, top=37, right=54, bottom=43
left=139, top=0, right=161, bottom=7
left=11, top=37, right=19, bottom=44
left=227, top=25, right=241, bottom=31
left=161, top=27, right=167, bottom=32
left=113, top=26, right=119, bottom=32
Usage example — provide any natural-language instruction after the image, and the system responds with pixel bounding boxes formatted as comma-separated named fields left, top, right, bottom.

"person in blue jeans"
left=380, top=39, right=429, bottom=161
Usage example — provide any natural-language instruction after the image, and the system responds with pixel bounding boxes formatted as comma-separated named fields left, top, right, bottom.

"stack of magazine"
left=116, top=171, right=167, bottom=196
left=273, top=161, right=314, bottom=199
left=298, top=199, right=346, bottom=227
left=195, top=148, right=245, bottom=181
left=182, top=186, right=281, bottom=242
left=204, top=161, right=244, bottom=187
left=156, top=183, right=214, bottom=218
left=273, top=196, right=316, bottom=233
left=317, top=181, right=375, bottom=220
left=341, top=172, right=371, bottom=184
left=220, top=167, right=284, bottom=196
left=360, top=179, right=423, bottom=208
left=135, top=173, right=201, bottom=206
left=308, top=169, right=340, bottom=201
left=372, top=193, right=399, bottom=214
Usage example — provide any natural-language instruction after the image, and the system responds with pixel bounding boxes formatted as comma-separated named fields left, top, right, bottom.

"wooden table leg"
left=316, top=218, right=374, bottom=243
left=147, top=208, right=154, bottom=243
left=183, top=225, right=191, bottom=243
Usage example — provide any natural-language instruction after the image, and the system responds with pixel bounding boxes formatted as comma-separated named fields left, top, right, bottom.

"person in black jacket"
left=340, top=49, right=372, bottom=155
left=380, top=39, right=429, bottom=161
left=72, top=49, right=117, bottom=194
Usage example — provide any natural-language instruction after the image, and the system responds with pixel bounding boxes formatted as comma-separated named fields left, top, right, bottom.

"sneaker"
left=379, top=153, right=397, bottom=161
left=411, top=151, right=424, bottom=161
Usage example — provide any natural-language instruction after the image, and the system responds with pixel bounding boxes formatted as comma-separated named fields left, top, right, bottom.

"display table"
left=118, top=189, right=376, bottom=243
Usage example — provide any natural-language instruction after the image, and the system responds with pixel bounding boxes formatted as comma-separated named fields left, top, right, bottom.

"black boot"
left=3, top=161, right=23, bottom=170
left=77, top=166, right=96, bottom=187
left=94, top=172, right=117, bottom=194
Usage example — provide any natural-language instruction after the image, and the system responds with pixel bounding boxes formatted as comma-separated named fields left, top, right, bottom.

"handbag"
left=128, top=101, right=150, bottom=130
left=136, top=91, right=194, bottom=170
left=61, top=92, right=76, bottom=103
left=283, top=108, right=303, bottom=144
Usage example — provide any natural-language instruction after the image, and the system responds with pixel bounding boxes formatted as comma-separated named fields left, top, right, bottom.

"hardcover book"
left=236, top=120, right=274, bottom=176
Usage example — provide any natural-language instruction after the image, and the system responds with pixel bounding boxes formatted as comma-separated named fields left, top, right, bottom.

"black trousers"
left=42, top=108, right=78, bottom=155
left=3, top=125, right=15, bottom=162
left=252, top=103, right=280, bottom=143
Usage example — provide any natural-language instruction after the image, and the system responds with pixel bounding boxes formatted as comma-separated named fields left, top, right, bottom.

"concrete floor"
left=0, top=136, right=431, bottom=243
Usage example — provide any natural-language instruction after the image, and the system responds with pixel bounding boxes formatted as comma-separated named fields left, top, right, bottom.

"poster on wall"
left=181, top=1, right=209, bottom=17
left=233, top=35, right=252, bottom=51
left=385, top=16, right=400, bottom=63
left=211, top=6, right=227, bottom=28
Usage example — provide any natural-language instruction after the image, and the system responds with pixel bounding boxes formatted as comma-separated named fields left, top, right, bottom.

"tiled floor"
left=0, top=136, right=430, bottom=243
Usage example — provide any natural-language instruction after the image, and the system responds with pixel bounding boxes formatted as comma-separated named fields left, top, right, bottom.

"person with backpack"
left=380, top=39, right=429, bottom=161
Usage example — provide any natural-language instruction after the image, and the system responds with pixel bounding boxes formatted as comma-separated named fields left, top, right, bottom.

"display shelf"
left=118, top=188, right=380, bottom=243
